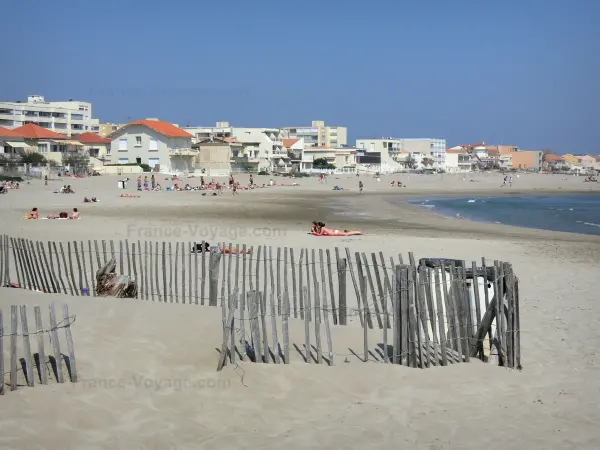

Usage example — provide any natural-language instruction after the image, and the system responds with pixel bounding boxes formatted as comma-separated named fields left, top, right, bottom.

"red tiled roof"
left=128, top=120, right=193, bottom=138
left=544, top=154, right=564, bottom=162
left=0, top=126, right=24, bottom=138
left=222, top=137, right=241, bottom=144
left=283, top=138, right=300, bottom=148
left=77, top=132, right=111, bottom=144
left=12, top=124, right=68, bottom=140
left=471, top=141, right=485, bottom=147
left=446, top=149, right=467, bottom=154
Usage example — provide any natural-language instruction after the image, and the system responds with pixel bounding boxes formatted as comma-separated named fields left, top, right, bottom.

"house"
left=0, top=126, right=28, bottom=157
left=543, top=153, right=568, bottom=171
left=231, top=127, right=285, bottom=171
left=77, top=132, right=111, bottom=161
left=109, top=119, right=194, bottom=173
left=298, top=146, right=356, bottom=173
left=579, top=155, right=600, bottom=172
left=192, top=137, right=237, bottom=176
left=511, top=150, right=544, bottom=171
left=445, top=149, right=472, bottom=172
left=11, top=123, right=81, bottom=165
left=562, top=154, right=581, bottom=166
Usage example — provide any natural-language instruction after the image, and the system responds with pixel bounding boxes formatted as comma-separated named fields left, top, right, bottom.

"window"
left=38, top=143, right=48, bottom=153
left=118, top=158, right=129, bottom=164
left=135, top=136, right=142, bottom=146
left=119, top=138, right=127, bottom=150
left=149, top=158, right=160, bottom=168
left=149, top=138, right=158, bottom=150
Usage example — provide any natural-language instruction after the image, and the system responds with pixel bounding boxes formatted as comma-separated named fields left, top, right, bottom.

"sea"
left=410, top=194, right=600, bottom=236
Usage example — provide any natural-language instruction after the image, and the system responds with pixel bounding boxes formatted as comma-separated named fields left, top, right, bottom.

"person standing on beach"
left=44, top=175, right=48, bottom=186
left=502, top=176, right=507, bottom=187
left=359, top=180, right=364, bottom=193
left=151, top=175, right=155, bottom=190
left=509, top=176, right=513, bottom=187
left=232, top=183, right=238, bottom=196
left=249, top=174, right=253, bottom=186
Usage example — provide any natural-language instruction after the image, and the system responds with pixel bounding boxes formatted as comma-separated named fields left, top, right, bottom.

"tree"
left=313, top=158, right=335, bottom=170
left=21, top=152, right=48, bottom=166
left=63, top=153, right=90, bottom=173
left=422, top=157, right=434, bottom=168
left=403, top=154, right=417, bottom=170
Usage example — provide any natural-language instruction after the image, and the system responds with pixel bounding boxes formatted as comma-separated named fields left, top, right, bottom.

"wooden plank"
left=258, top=292, right=269, bottom=363
left=35, top=241, right=51, bottom=293
left=235, top=244, right=240, bottom=308
left=445, top=264, right=464, bottom=361
left=125, top=239, right=132, bottom=277
left=52, top=242, right=68, bottom=295
left=432, top=268, right=448, bottom=366
left=216, top=305, right=235, bottom=371
left=102, top=239, right=107, bottom=264
left=161, top=242, right=167, bottom=302
left=361, top=275, right=369, bottom=361
left=416, top=267, right=431, bottom=367
left=80, top=241, right=90, bottom=295
left=269, top=246, right=275, bottom=316
left=109, top=240, right=115, bottom=261
left=0, top=235, right=4, bottom=288
left=66, top=242, right=79, bottom=295
left=269, top=289, right=280, bottom=363
left=168, top=241, right=173, bottom=302
left=383, top=282, right=389, bottom=362
left=262, top=245, right=267, bottom=314
left=21, top=238, right=35, bottom=290
left=59, top=241, right=75, bottom=295
left=194, top=241, right=199, bottom=305
left=140, top=240, right=146, bottom=300
left=276, top=247, right=281, bottom=315
left=298, top=249, right=304, bottom=320
left=504, top=262, right=515, bottom=368
left=181, top=241, right=186, bottom=304
left=25, top=239, right=41, bottom=291
left=49, top=303, right=64, bottom=383
left=305, top=248, right=311, bottom=321
left=220, top=244, right=227, bottom=310
left=325, top=249, right=337, bottom=325
left=156, top=242, right=162, bottom=302
left=4, top=235, right=9, bottom=286
left=209, top=252, right=220, bottom=307
left=254, top=245, right=261, bottom=296
left=10, top=305, right=18, bottom=390
left=282, top=289, right=290, bottom=364
left=313, top=280, right=323, bottom=364
left=318, top=249, right=327, bottom=321
left=94, top=239, right=101, bottom=269
left=242, top=245, right=247, bottom=312
left=119, top=240, right=124, bottom=275
left=10, top=238, right=23, bottom=289
left=0, top=309, right=3, bottom=394
left=407, top=268, right=419, bottom=368
left=355, top=252, right=373, bottom=328
left=33, top=306, right=47, bottom=384
left=392, top=268, right=400, bottom=364
left=440, top=264, right=456, bottom=355
left=311, top=249, right=319, bottom=322
left=20, top=305, right=35, bottom=386
left=459, top=265, right=471, bottom=363
left=201, top=241, right=206, bottom=304
left=481, top=257, right=493, bottom=349
left=290, top=248, right=298, bottom=319
left=514, top=276, right=522, bottom=370
left=62, top=303, right=77, bottom=382
left=399, top=266, right=409, bottom=366
left=36, top=241, right=56, bottom=293
left=471, top=261, right=482, bottom=355
left=239, top=285, right=247, bottom=361
left=303, top=286, right=311, bottom=363
left=283, top=247, right=289, bottom=318
left=174, top=242, right=179, bottom=303
left=361, top=252, right=383, bottom=329
left=320, top=280, right=334, bottom=366
left=149, top=241, right=155, bottom=302
left=470, top=294, right=498, bottom=358
left=73, top=241, right=84, bottom=295
left=146, top=241, right=153, bottom=301
left=496, top=263, right=507, bottom=365
left=344, top=247, right=363, bottom=327
left=230, top=290, right=237, bottom=363
left=371, top=253, right=387, bottom=328
left=422, top=269, right=438, bottom=366
left=31, top=240, right=47, bottom=292
left=337, top=257, right=347, bottom=326
left=132, top=242, right=138, bottom=299
left=248, top=291, right=261, bottom=363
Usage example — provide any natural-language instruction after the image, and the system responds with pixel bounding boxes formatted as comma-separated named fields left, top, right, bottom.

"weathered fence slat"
left=258, top=292, right=269, bottom=363
left=249, top=291, right=261, bottom=363
left=20, top=306, right=34, bottom=386
left=0, top=310, right=3, bottom=394
left=10, top=305, right=18, bottom=390
left=62, top=303, right=77, bottom=382
left=302, top=285, right=311, bottom=363
left=345, top=247, right=363, bottom=327
left=282, top=290, right=290, bottom=364
left=361, top=252, right=383, bottom=329
left=326, top=249, right=337, bottom=325
left=432, top=268, right=448, bottom=366
left=314, top=279, right=323, bottom=364
left=49, top=303, right=64, bottom=383
left=33, top=306, right=47, bottom=385
left=290, top=248, right=298, bottom=319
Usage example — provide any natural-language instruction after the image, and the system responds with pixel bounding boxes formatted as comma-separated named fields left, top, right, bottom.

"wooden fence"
left=0, top=302, right=77, bottom=395
left=216, top=260, right=521, bottom=370
left=0, top=235, right=521, bottom=370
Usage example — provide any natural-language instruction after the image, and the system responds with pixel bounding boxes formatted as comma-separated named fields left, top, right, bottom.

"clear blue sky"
left=3, top=0, right=598, bottom=153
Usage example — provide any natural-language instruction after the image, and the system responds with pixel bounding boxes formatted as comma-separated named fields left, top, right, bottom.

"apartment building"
left=280, top=120, right=347, bottom=148
left=511, top=150, right=544, bottom=171
left=355, top=137, right=447, bottom=170
left=0, top=95, right=100, bottom=137
left=97, top=122, right=125, bottom=137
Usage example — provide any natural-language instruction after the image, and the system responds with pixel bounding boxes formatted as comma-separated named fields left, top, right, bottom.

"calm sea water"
left=410, top=195, right=600, bottom=236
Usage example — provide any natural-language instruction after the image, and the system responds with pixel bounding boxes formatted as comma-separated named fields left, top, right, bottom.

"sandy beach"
left=1, top=172, right=600, bottom=449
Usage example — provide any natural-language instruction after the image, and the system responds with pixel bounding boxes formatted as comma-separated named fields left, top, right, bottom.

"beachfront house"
left=580, top=155, right=600, bottom=173
left=11, top=123, right=84, bottom=165
left=192, top=137, right=236, bottom=176
left=230, top=127, right=286, bottom=172
left=543, top=153, right=569, bottom=172
left=445, top=149, right=472, bottom=173
left=109, top=119, right=194, bottom=173
left=0, top=126, right=28, bottom=158
left=298, top=146, right=357, bottom=173
left=77, top=132, right=111, bottom=163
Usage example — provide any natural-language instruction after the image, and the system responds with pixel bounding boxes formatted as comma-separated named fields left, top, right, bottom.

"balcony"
left=169, top=147, right=196, bottom=156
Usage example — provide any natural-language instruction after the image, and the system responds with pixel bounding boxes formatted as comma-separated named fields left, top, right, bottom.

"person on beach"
left=137, top=177, right=142, bottom=191
left=249, top=174, right=253, bottom=185
left=502, top=176, right=507, bottom=187
left=509, top=176, right=513, bottom=187
left=70, top=208, right=79, bottom=219
left=229, top=174, right=234, bottom=188
left=29, top=207, right=39, bottom=219
left=232, top=183, right=238, bottom=196
left=359, top=180, right=364, bottom=193
left=44, top=175, right=48, bottom=186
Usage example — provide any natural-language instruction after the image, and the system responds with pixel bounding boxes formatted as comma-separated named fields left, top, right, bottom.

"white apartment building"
left=356, top=137, right=447, bottom=170
left=183, top=122, right=285, bottom=171
left=280, top=120, right=347, bottom=148
left=0, top=95, right=100, bottom=137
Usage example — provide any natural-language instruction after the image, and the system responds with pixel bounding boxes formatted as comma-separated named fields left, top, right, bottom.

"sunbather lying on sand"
left=120, top=194, right=140, bottom=198
left=191, top=242, right=253, bottom=254
left=84, top=196, right=99, bottom=202
left=311, top=221, right=363, bottom=236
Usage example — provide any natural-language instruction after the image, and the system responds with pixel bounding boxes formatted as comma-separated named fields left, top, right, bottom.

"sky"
left=2, top=0, right=598, bottom=153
